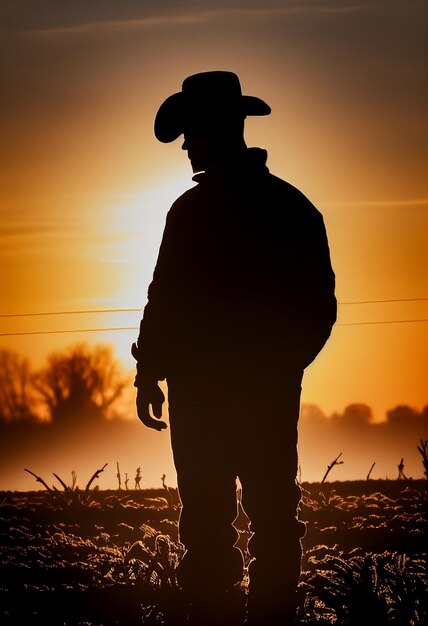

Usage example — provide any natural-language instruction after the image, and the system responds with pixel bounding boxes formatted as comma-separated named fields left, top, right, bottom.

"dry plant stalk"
left=24, top=468, right=53, bottom=492
left=417, top=439, right=428, bottom=480
left=53, top=473, right=69, bottom=491
left=366, top=462, right=376, bottom=481
left=85, top=463, right=108, bottom=492
left=322, top=453, right=344, bottom=483
left=116, top=461, right=122, bottom=490
left=161, top=473, right=174, bottom=509
left=25, top=463, right=108, bottom=495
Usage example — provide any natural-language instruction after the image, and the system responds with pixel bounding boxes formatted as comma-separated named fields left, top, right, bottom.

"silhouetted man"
left=132, top=71, right=336, bottom=625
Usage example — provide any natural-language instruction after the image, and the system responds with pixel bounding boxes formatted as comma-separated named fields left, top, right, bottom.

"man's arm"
left=132, top=205, right=181, bottom=430
left=286, top=196, right=337, bottom=370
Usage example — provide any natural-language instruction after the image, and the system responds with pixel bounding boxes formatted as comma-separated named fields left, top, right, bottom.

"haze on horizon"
left=0, top=346, right=428, bottom=491
left=0, top=341, right=426, bottom=491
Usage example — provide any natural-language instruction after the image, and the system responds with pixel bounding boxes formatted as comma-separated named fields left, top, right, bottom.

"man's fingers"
left=152, top=401, right=162, bottom=419
left=136, top=394, right=166, bottom=431
left=152, top=387, right=165, bottom=418
left=138, top=411, right=167, bottom=431
left=135, top=383, right=166, bottom=430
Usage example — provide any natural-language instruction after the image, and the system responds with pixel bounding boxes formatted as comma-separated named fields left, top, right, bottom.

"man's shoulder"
left=267, top=173, right=324, bottom=220
left=267, top=173, right=315, bottom=204
left=168, top=183, right=202, bottom=217
left=166, top=171, right=324, bottom=223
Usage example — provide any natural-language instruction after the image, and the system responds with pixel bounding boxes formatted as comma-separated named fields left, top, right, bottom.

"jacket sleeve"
left=133, top=204, right=181, bottom=387
left=291, top=201, right=337, bottom=369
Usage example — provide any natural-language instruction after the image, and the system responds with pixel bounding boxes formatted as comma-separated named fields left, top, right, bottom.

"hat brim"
left=154, top=92, right=271, bottom=143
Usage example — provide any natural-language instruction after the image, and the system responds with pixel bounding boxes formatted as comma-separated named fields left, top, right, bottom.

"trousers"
left=167, top=366, right=305, bottom=625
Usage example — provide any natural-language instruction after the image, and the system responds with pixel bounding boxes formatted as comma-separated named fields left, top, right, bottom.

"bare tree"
left=0, top=350, right=38, bottom=422
left=33, top=343, right=128, bottom=424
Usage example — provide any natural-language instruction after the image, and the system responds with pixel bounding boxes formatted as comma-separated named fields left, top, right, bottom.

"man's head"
left=181, top=112, right=246, bottom=173
left=154, top=71, right=270, bottom=171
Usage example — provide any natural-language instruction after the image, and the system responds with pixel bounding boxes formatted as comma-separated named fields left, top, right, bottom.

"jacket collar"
left=192, top=147, right=269, bottom=183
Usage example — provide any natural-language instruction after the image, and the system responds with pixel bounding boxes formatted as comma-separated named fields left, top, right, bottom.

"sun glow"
left=91, top=175, right=195, bottom=366
left=98, top=175, right=194, bottom=303
left=100, top=175, right=194, bottom=267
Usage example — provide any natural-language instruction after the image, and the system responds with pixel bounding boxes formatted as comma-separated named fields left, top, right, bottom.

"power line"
left=1, top=319, right=428, bottom=337
left=0, top=327, right=139, bottom=337
left=336, top=319, right=428, bottom=327
left=339, top=298, right=428, bottom=305
left=1, top=297, right=427, bottom=319
left=0, top=308, right=141, bottom=319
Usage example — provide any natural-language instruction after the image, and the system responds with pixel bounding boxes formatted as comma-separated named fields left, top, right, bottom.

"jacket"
left=134, top=148, right=336, bottom=384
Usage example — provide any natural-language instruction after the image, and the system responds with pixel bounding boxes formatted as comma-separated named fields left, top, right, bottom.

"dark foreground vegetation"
left=0, top=480, right=427, bottom=625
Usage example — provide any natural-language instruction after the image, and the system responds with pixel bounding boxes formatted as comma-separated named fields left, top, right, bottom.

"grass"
left=0, top=481, right=426, bottom=624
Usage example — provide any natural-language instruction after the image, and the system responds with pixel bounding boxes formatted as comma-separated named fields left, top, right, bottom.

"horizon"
left=4, top=477, right=427, bottom=495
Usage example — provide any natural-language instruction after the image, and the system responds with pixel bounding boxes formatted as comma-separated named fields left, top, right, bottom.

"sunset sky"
left=1, top=1, right=427, bottom=487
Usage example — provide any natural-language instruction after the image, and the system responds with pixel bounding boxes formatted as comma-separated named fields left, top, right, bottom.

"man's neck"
left=202, top=142, right=248, bottom=173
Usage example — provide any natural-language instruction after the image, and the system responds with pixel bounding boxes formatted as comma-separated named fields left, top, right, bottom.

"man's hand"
left=136, top=380, right=167, bottom=431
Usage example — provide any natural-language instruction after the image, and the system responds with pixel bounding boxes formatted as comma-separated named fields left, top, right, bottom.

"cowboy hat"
left=154, top=71, right=271, bottom=143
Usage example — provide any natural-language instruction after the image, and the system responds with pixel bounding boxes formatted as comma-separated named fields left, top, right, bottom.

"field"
left=0, top=480, right=426, bottom=625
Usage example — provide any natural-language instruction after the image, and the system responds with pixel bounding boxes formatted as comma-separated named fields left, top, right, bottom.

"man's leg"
left=239, top=377, right=305, bottom=625
left=176, top=468, right=244, bottom=624
left=175, top=466, right=242, bottom=589
left=167, top=375, right=245, bottom=624
left=242, top=476, right=305, bottom=625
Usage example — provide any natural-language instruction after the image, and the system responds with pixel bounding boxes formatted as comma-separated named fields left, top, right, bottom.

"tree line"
left=0, top=344, right=130, bottom=425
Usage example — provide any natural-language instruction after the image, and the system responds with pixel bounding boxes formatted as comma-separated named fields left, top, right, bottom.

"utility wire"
left=1, top=298, right=427, bottom=319
left=1, top=319, right=428, bottom=337
left=339, top=298, right=428, bottom=305
left=336, top=319, right=428, bottom=327
left=0, top=327, right=139, bottom=337
left=0, top=308, right=141, bottom=318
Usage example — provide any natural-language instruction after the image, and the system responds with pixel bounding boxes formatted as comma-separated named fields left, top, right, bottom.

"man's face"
left=182, top=114, right=245, bottom=173
left=182, top=132, right=219, bottom=173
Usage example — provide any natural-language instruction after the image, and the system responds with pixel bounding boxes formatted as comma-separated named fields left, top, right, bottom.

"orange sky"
left=1, top=1, right=427, bottom=487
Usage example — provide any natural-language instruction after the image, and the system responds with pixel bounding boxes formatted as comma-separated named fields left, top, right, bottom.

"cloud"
left=1, top=0, right=388, bottom=38
left=0, top=223, right=61, bottom=238
left=26, top=13, right=216, bottom=37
